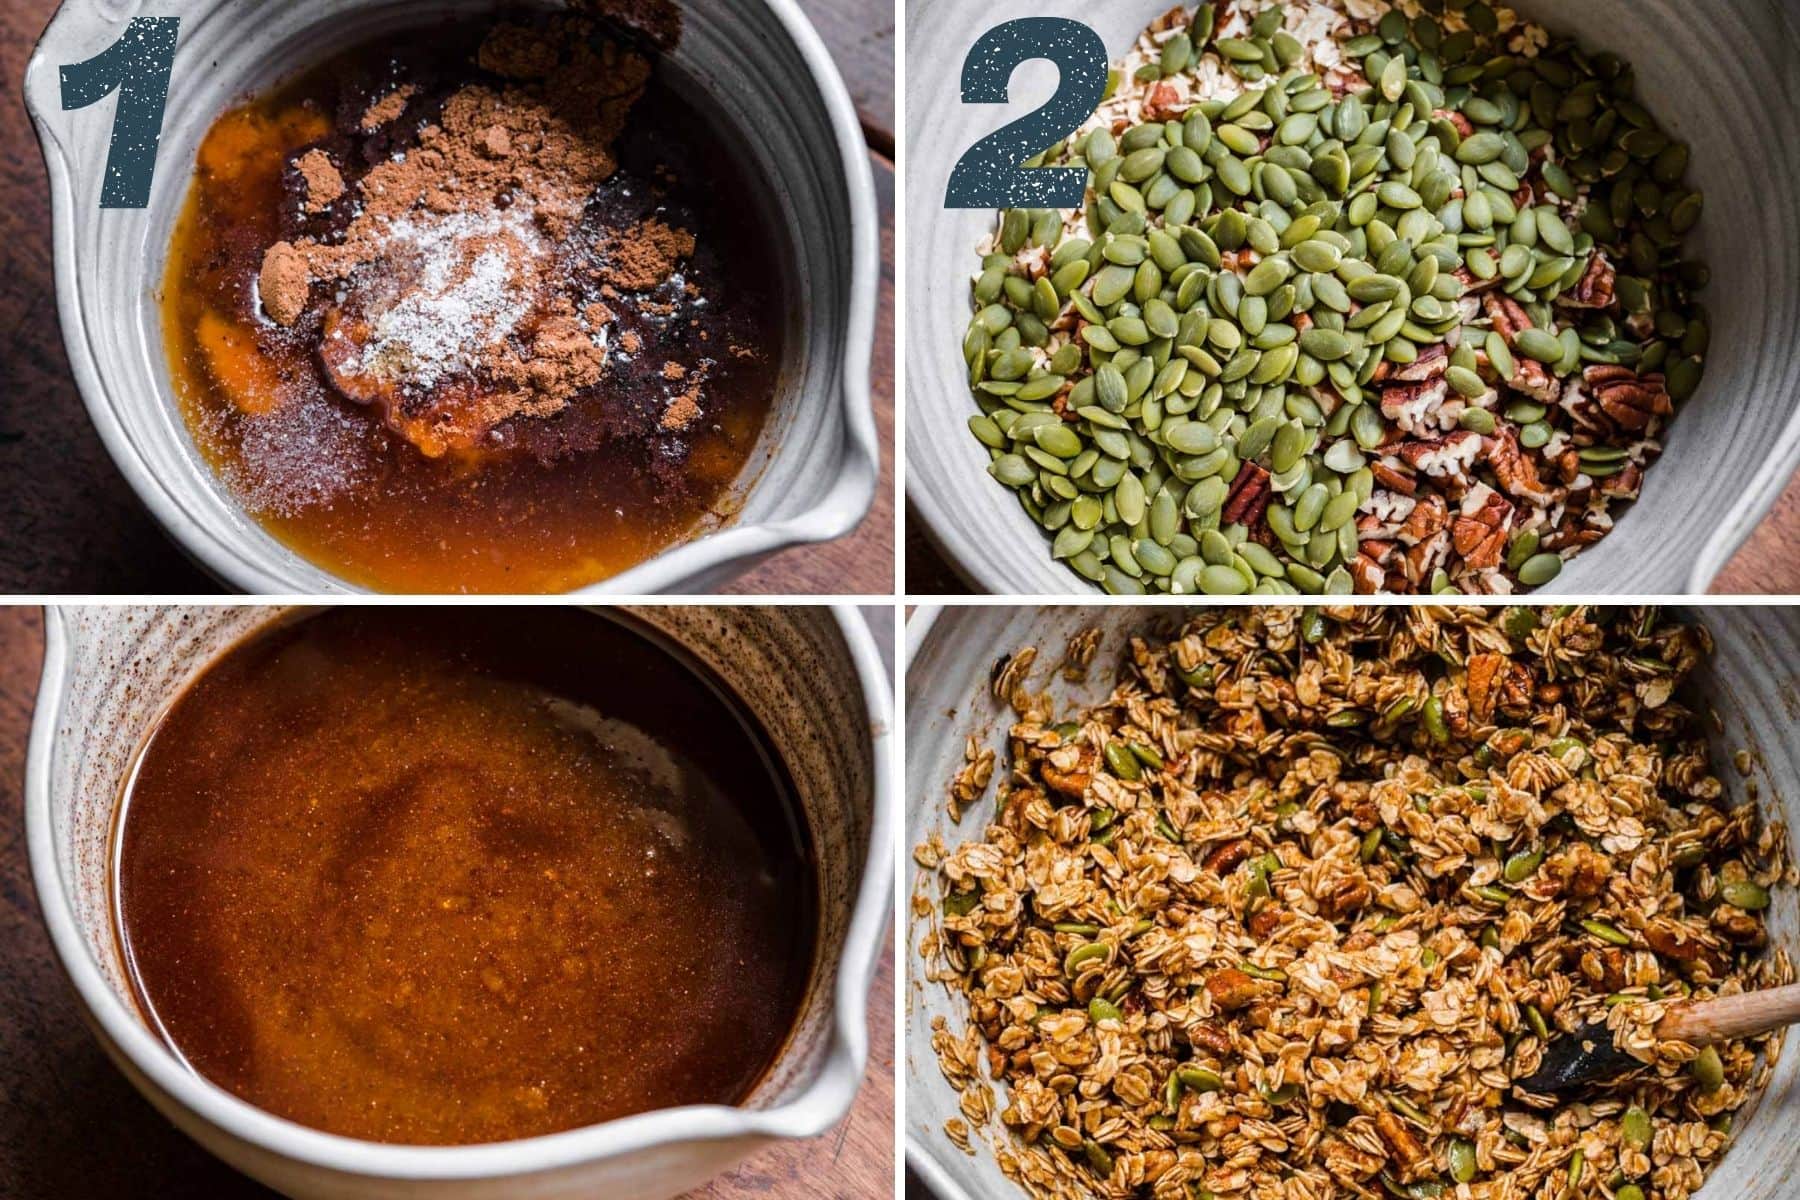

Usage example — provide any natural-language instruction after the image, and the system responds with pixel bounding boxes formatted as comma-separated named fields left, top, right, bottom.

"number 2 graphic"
left=945, top=18, right=1108, bottom=210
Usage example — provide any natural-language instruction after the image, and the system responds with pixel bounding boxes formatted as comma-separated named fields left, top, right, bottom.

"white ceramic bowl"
left=27, top=604, right=894, bottom=1200
left=24, top=0, right=879, bottom=594
left=904, top=604, right=1799, bottom=1199
left=904, top=0, right=1800, bottom=593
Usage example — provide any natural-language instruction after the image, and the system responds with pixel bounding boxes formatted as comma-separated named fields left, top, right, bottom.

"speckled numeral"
left=58, top=16, right=180, bottom=209
left=945, top=17, right=1106, bottom=210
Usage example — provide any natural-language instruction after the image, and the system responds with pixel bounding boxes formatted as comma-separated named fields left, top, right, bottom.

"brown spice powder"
left=600, top=218, right=696, bottom=291
left=295, top=149, right=345, bottom=214
left=358, top=83, right=416, bottom=129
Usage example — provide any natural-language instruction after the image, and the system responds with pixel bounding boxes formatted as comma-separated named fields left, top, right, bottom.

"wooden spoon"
left=1515, top=983, right=1800, bottom=1094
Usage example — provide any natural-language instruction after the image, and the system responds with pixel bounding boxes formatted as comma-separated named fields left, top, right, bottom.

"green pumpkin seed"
left=1517, top=552, right=1563, bottom=587
left=1692, top=1045, right=1725, bottom=1092
left=1514, top=328, right=1565, bottom=363
left=1199, top=563, right=1250, bottom=594
left=1721, top=880, right=1771, bottom=911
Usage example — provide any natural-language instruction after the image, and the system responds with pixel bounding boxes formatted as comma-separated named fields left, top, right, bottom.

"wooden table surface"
left=0, top=0, right=893, bottom=596
left=0, top=605, right=895, bottom=1199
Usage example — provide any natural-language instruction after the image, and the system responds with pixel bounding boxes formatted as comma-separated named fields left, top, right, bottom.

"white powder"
left=353, top=207, right=544, bottom=387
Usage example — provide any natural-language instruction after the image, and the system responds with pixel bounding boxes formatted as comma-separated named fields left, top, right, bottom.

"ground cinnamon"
left=254, top=16, right=709, bottom=456
left=294, top=148, right=344, bottom=213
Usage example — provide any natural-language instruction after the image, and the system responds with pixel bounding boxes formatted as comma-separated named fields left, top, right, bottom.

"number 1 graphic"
left=59, top=16, right=180, bottom=209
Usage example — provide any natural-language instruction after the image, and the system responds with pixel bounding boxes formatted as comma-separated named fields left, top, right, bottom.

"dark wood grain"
left=0, top=0, right=894, bottom=596
left=0, top=605, right=894, bottom=1199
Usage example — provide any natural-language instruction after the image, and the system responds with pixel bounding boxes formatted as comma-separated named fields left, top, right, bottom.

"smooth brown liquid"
left=160, top=21, right=787, bottom=593
left=115, top=608, right=815, bottom=1145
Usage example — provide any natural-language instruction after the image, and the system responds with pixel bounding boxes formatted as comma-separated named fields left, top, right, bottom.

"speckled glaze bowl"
left=24, top=0, right=878, bottom=595
left=904, top=605, right=1800, bottom=1200
left=904, top=0, right=1800, bottom=594
left=27, top=604, right=893, bottom=1200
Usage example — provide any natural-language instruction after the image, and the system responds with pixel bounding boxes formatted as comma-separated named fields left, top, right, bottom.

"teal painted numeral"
left=59, top=16, right=180, bottom=209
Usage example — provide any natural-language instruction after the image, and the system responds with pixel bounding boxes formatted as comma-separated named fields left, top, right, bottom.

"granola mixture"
left=918, top=607, right=1791, bottom=1199
left=963, top=0, right=1710, bottom=594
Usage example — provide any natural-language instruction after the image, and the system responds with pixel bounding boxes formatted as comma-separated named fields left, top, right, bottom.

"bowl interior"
left=48, top=0, right=862, bottom=593
left=903, top=0, right=1800, bottom=594
left=43, top=604, right=876, bottom=1124
left=904, top=605, right=1800, bottom=1198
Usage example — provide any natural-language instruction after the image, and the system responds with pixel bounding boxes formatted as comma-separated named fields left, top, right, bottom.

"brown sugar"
left=601, top=217, right=696, bottom=291
left=295, top=149, right=344, bottom=213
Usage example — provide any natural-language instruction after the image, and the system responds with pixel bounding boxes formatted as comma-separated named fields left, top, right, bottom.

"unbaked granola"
left=918, top=606, right=1790, bottom=1199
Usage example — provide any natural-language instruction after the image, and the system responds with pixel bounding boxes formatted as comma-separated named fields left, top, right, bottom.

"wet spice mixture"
left=164, top=10, right=786, bottom=592
left=964, top=0, right=1710, bottom=595
left=918, top=607, right=1792, bottom=1199
left=117, top=607, right=816, bottom=1145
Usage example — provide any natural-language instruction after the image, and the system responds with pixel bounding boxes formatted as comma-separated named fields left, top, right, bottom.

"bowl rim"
left=24, top=601, right=895, bottom=1181
left=901, top=603, right=982, bottom=1200
left=23, top=0, right=880, bottom=596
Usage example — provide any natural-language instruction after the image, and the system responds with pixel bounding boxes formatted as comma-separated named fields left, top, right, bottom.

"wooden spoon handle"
left=1655, top=983, right=1800, bottom=1045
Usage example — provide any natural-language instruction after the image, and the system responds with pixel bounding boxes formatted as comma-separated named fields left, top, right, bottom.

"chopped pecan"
left=1349, top=553, right=1386, bottom=594
left=1583, top=364, right=1671, bottom=432
left=1221, top=461, right=1273, bottom=527
left=1713, top=907, right=1767, bottom=947
left=1393, top=342, right=1449, bottom=382
left=1203, top=838, right=1255, bottom=875
left=1248, top=907, right=1288, bottom=939
left=1643, top=920, right=1704, bottom=962
left=1599, top=461, right=1642, bottom=499
left=1466, top=653, right=1504, bottom=722
left=1564, top=250, right=1616, bottom=309
left=1317, top=873, right=1372, bottom=920
left=1465, top=651, right=1541, bottom=723
left=1399, top=493, right=1448, bottom=543
left=1188, top=1020, right=1234, bottom=1056
left=1512, top=357, right=1563, bottom=404
left=1396, top=430, right=1482, bottom=478
left=1486, top=428, right=1554, bottom=505
left=1373, top=1111, right=1428, bottom=1174
left=1142, top=79, right=1187, bottom=121
left=1204, top=967, right=1265, bottom=1012
left=1380, top=378, right=1449, bottom=434
left=1372, top=461, right=1418, bottom=497
left=1483, top=292, right=1531, bottom=342
left=1450, top=487, right=1513, bottom=570
left=1400, top=531, right=1447, bottom=587
left=1359, top=536, right=1397, bottom=562
left=1040, top=744, right=1094, bottom=799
